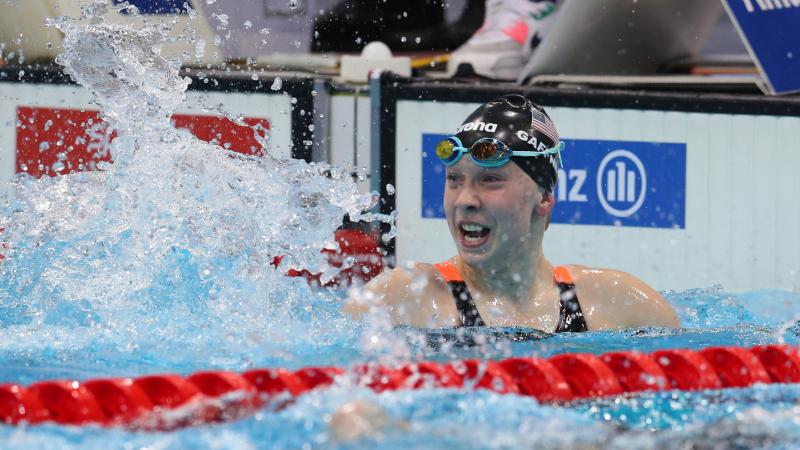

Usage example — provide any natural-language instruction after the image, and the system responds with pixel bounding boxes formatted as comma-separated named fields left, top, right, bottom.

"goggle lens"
left=436, top=139, right=457, bottom=162
left=435, top=135, right=564, bottom=170
left=470, top=140, right=503, bottom=161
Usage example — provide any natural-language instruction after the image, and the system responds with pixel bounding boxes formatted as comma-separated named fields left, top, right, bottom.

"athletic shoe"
left=447, top=0, right=559, bottom=80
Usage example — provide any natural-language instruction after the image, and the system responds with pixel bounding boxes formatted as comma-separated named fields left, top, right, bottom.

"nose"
left=453, top=183, right=481, bottom=211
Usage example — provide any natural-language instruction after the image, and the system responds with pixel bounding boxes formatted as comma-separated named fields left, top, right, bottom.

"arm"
left=571, top=266, right=680, bottom=330
left=343, top=264, right=457, bottom=327
left=342, top=268, right=394, bottom=319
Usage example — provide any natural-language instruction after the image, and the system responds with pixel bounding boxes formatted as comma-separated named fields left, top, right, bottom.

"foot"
left=447, top=0, right=559, bottom=80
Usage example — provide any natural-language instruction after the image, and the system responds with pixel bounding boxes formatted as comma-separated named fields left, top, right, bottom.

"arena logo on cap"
left=455, top=121, right=497, bottom=133
left=421, top=134, right=686, bottom=229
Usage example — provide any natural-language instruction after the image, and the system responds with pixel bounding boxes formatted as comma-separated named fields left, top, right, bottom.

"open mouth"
left=459, top=223, right=490, bottom=246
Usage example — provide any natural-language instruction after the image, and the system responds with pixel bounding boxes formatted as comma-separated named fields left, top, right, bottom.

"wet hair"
left=453, top=94, right=561, bottom=192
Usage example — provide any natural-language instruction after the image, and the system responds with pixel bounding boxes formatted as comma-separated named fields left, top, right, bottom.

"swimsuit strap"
left=435, top=262, right=587, bottom=332
left=434, top=262, right=486, bottom=326
left=553, top=266, right=588, bottom=332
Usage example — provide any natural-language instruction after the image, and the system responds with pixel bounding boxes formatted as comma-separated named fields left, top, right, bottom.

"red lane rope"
left=2, top=345, right=799, bottom=429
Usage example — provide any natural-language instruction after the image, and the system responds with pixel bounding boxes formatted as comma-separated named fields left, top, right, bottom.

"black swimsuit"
left=434, top=262, right=588, bottom=332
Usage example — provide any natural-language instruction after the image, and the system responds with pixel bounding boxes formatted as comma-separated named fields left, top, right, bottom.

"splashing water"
left=4, top=4, right=800, bottom=449
left=0, top=6, right=379, bottom=370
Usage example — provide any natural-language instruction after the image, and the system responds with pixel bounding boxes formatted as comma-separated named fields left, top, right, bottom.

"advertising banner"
left=421, top=135, right=687, bottom=229
left=16, top=106, right=270, bottom=177
left=723, top=0, right=800, bottom=94
left=0, top=82, right=294, bottom=183
left=111, top=0, right=193, bottom=14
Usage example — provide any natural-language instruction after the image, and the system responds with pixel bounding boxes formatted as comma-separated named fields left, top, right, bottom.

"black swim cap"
left=453, top=94, right=561, bottom=191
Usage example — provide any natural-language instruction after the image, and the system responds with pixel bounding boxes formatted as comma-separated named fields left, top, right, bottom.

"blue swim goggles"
left=436, top=136, right=564, bottom=168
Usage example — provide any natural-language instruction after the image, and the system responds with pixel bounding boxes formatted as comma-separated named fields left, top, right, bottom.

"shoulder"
left=343, top=262, right=456, bottom=327
left=366, top=263, right=446, bottom=302
left=563, top=265, right=680, bottom=329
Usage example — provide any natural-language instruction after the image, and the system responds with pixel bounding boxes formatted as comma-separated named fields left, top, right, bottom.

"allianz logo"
left=741, top=0, right=800, bottom=12
left=556, top=149, right=647, bottom=218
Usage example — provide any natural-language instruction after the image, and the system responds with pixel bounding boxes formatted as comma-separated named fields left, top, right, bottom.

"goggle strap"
left=438, top=138, right=565, bottom=168
left=511, top=141, right=565, bottom=168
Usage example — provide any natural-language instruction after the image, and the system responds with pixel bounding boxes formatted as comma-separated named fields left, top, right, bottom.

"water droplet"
left=243, top=20, right=252, bottom=29
left=271, top=77, right=283, bottom=91
left=195, top=38, right=206, bottom=59
left=4, top=11, right=393, bottom=387
left=212, top=13, right=229, bottom=30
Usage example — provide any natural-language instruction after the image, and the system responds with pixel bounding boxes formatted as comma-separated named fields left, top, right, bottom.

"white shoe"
left=447, top=0, right=559, bottom=80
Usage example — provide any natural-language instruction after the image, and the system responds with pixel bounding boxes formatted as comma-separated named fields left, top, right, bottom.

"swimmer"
left=346, top=95, right=679, bottom=331
left=328, top=399, right=408, bottom=442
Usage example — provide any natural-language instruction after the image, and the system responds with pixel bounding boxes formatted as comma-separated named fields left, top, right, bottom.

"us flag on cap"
left=530, top=105, right=559, bottom=146
left=529, top=104, right=562, bottom=170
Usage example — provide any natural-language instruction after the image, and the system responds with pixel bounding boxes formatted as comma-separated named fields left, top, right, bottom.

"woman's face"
left=443, top=157, right=544, bottom=268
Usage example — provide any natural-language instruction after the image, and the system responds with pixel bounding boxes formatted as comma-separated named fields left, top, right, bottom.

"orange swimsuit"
left=434, top=261, right=588, bottom=332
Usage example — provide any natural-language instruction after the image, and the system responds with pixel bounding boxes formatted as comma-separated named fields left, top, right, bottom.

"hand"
left=329, top=399, right=392, bottom=442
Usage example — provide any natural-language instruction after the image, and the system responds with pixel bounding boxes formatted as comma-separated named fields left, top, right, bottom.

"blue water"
left=2, top=7, right=800, bottom=449
left=1, top=287, right=800, bottom=449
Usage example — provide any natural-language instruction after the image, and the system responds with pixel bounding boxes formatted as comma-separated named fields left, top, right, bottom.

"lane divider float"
left=2, top=345, right=799, bottom=429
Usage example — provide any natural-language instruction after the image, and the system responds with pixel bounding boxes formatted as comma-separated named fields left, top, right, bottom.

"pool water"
left=1, top=288, right=800, bottom=449
left=2, top=6, right=800, bottom=450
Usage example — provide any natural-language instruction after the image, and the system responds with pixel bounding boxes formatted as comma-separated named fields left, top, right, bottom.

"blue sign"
left=113, top=0, right=193, bottom=14
left=723, top=0, right=800, bottom=94
left=421, top=134, right=686, bottom=229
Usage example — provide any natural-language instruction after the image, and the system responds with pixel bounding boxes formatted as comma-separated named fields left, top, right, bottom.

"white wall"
left=327, top=90, right=373, bottom=194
